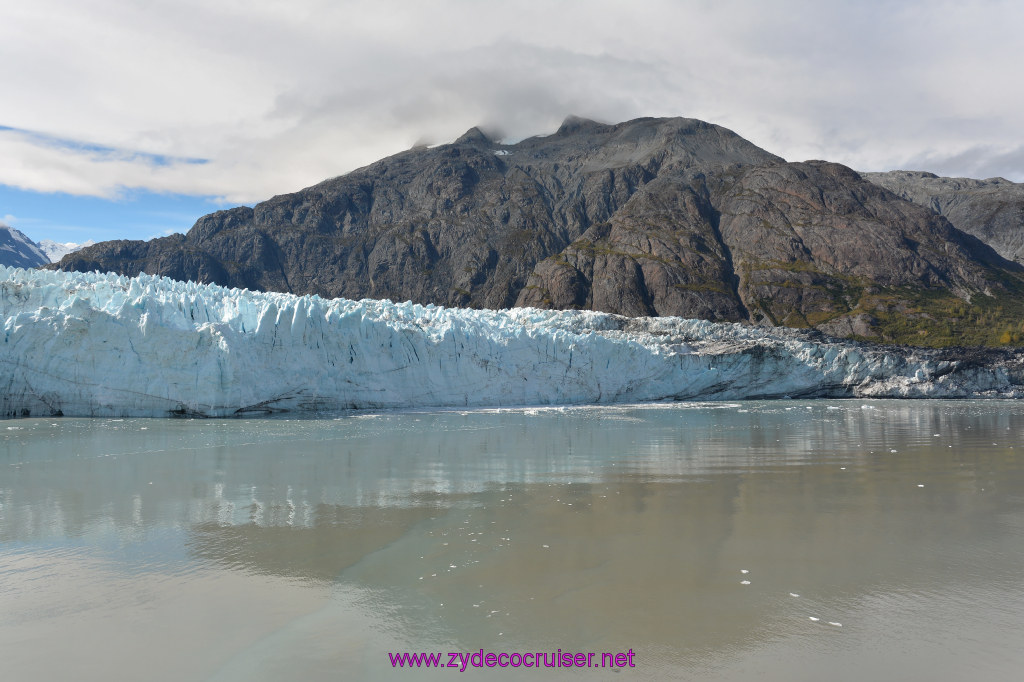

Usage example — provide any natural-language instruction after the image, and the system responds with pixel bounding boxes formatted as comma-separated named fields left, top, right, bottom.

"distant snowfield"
left=2, top=265, right=1022, bottom=417
left=38, top=239, right=95, bottom=263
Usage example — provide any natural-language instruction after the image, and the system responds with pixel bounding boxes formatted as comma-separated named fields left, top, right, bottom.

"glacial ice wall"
left=2, top=265, right=1022, bottom=417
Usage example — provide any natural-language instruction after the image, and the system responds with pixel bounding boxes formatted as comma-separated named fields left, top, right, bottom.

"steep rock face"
left=716, top=162, right=1003, bottom=326
left=516, top=170, right=746, bottom=320
left=862, top=171, right=1024, bottom=265
left=520, top=159, right=1023, bottom=343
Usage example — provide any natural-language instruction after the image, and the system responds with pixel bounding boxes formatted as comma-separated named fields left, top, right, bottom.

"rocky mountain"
left=862, top=171, right=1024, bottom=266
left=0, top=223, right=48, bottom=268
left=53, top=116, right=1024, bottom=347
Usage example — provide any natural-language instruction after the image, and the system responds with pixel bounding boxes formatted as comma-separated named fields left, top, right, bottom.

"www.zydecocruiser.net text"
left=389, top=649, right=636, bottom=671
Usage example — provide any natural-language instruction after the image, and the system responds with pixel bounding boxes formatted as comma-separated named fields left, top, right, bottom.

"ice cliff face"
left=2, top=265, right=1022, bottom=418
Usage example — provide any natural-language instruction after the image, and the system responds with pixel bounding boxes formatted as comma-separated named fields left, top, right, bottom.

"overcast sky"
left=2, top=0, right=1023, bottom=243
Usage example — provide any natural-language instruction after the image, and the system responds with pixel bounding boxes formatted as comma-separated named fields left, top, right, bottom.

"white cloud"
left=1, top=0, right=1022, bottom=204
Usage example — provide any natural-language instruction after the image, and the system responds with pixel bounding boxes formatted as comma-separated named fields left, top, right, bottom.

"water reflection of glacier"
left=2, top=401, right=1022, bottom=539
left=4, top=401, right=1024, bottom=681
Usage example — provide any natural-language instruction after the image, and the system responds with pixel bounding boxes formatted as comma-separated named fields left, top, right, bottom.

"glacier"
left=2, top=264, right=1023, bottom=418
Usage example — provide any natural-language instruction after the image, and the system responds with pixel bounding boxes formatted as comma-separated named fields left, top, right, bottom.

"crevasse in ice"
left=1, top=265, right=1020, bottom=417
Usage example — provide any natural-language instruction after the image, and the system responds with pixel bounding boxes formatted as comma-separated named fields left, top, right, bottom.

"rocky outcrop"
left=515, top=170, right=747, bottom=320
left=53, top=116, right=1024, bottom=347
left=862, top=171, right=1024, bottom=265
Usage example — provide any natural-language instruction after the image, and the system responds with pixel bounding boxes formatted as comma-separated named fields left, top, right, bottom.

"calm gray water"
left=2, top=400, right=1023, bottom=680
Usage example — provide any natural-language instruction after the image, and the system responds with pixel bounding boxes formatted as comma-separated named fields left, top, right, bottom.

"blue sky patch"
left=1, top=184, right=240, bottom=245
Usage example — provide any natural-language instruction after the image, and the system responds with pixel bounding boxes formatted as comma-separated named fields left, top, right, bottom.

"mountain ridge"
left=862, top=170, right=1024, bottom=266
left=0, top=222, right=49, bottom=268
left=52, top=116, right=1024, bottom=347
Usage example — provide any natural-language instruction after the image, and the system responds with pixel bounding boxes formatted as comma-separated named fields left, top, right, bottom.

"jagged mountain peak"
left=454, top=126, right=494, bottom=145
